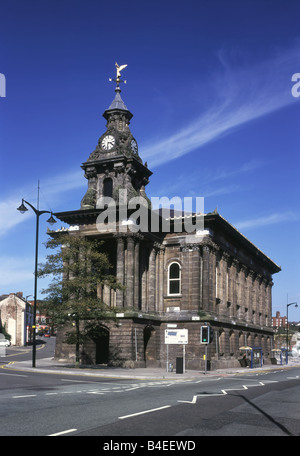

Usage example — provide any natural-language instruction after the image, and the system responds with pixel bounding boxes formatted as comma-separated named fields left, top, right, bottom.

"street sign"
left=165, top=329, right=188, bottom=345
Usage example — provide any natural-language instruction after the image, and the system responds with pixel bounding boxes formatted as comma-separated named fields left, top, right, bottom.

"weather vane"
left=109, top=62, right=128, bottom=87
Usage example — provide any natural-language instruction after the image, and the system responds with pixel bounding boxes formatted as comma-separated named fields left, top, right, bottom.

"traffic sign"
left=165, top=329, right=188, bottom=345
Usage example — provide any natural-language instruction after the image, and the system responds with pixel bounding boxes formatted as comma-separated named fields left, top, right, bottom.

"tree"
left=38, top=232, right=122, bottom=365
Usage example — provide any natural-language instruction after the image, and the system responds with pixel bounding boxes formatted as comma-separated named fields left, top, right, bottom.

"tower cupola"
left=80, top=63, right=152, bottom=209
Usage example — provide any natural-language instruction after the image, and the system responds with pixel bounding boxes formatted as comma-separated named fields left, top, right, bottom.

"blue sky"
left=1, top=0, right=299, bottom=320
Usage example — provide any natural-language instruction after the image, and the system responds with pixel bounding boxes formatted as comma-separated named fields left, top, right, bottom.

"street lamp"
left=17, top=199, right=56, bottom=367
left=286, top=301, right=298, bottom=356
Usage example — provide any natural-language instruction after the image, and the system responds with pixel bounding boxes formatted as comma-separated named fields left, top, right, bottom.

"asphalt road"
left=1, top=340, right=300, bottom=438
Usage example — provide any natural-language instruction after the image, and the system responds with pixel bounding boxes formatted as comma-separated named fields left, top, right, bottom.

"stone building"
left=0, top=292, right=33, bottom=346
left=54, top=74, right=281, bottom=370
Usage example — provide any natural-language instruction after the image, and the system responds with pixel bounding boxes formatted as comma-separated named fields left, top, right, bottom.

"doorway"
left=144, top=325, right=157, bottom=366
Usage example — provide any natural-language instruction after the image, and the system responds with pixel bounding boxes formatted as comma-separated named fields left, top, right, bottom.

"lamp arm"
left=23, top=199, right=51, bottom=216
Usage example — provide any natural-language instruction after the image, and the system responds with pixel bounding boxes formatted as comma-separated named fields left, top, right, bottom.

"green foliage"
left=38, top=232, right=122, bottom=363
left=1, top=323, right=11, bottom=341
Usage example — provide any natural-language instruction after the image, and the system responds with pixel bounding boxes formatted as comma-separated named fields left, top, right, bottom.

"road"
left=1, top=339, right=300, bottom=438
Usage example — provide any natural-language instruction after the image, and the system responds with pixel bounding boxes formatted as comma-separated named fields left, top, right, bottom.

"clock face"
left=130, top=139, right=138, bottom=154
left=101, top=135, right=115, bottom=151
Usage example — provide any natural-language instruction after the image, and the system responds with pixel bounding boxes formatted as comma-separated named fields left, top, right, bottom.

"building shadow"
left=235, top=393, right=294, bottom=436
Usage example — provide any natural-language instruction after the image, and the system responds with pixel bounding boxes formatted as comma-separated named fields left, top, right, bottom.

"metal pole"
left=286, top=302, right=298, bottom=360
left=17, top=197, right=56, bottom=368
left=166, top=344, right=169, bottom=373
left=204, top=344, right=207, bottom=374
left=286, top=304, right=289, bottom=353
left=32, top=212, right=40, bottom=368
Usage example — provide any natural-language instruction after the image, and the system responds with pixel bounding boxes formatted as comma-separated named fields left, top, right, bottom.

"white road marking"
left=87, top=391, right=105, bottom=395
left=0, top=372, right=28, bottom=377
left=119, top=405, right=171, bottom=420
left=178, top=380, right=279, bottom=404
left=13, top=394, right=37, bottom=398
left=61, top=379, right=100, bottom=384
left=48, top=428, right=77, bottom=436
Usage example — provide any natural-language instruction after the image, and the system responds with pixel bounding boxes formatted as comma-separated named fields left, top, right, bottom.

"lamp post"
left=17, top=199, right=56, bottom=367
left=286, top=301, right=298, bottom=357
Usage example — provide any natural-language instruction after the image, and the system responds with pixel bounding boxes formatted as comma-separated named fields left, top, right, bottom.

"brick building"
left=53, top=72, right=281, bottom=370
left=272, top=311, right=287, bottom=329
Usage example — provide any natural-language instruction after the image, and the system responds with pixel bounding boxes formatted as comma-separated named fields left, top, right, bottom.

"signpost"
left=165, top=329, right=188, bottom=373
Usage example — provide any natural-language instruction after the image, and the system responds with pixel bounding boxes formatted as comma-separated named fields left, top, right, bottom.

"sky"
left=0, top=0, right=299, bottom=320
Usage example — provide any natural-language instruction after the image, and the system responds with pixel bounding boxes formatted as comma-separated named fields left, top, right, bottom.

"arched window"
left=103, top=178, right=113, bottom=198
left=168, top=262, right=181, bottom=295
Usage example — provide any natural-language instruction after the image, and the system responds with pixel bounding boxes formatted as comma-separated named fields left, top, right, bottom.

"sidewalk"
left=4, top=356, right=300, bottom=380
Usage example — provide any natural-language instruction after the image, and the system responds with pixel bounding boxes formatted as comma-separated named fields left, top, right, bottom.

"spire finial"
left=109, top=62, right=128, bottom=89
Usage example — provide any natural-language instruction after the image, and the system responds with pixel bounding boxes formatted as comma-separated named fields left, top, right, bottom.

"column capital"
left=153, top=241, right=165, bottom=252
left=180, top=243, right=200, bottom=252
left=201, top=239, right=219, bottom=254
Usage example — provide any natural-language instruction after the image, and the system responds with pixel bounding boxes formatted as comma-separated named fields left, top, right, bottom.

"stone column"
left=180, top=246, right=189, bottom=304
left=201, top=245, right=210, bottom=312
left=201, top=242, right=218, bottom=314
left=115, top=234, right=125, bottom=307
left=125, top=235, right=135, bottom=308
left=223, top=252, right=231, bottom=317
left=191, top=245, right=200, bottom=312
left=249, top=270, right=256, bottom=324
left=231, top=259, right=239, bottom=318
left=217, top=252, right=225, bottom=315
left=134, top=236, right=140, bottom=309
left=261, top=278, right=268, bottom=325
left=140, top=244, right=148, bottom=312
left=156, top=245, right=165, bottom=314
left=266, top=280, right=273, bottom=326
left=255, top=274, right=262, bottom=325
left=244, top=267, right=251, bottom=322
left=227, top=257, right=233, bottom=314
left=236, top=263, right=242, bottom=319
left=148, top=245, right=157, bottom=312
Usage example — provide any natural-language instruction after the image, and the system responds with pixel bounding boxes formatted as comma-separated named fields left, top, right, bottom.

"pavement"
left=3, top=356, right=300, bottom=380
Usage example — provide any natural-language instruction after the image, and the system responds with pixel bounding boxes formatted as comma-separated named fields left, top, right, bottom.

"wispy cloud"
left=41, top=169, right=85, bottom=201
left=0, top=169, right=85, bottom=237
left=0, top=256, right=34, bottom=286
left=0, top=197, right=33, bottom=237
left=234, top=211, right=300, bottom=231
left=142, top=44, right=300, bottom=167
left=152, top=159, right=263, bottom=197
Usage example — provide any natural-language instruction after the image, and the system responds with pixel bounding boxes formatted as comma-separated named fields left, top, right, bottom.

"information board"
left=165, top=329, right=188, bottom=345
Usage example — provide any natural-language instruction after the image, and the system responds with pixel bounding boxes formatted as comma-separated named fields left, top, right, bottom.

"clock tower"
left=54, top=63, right=281, bottom=370
left=81, top=67, right=152, bottom=209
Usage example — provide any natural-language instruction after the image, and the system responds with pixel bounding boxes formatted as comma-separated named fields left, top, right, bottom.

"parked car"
left=0, top=339, right=11, bottom=347
left=44, top=333, right=50, bottom=338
